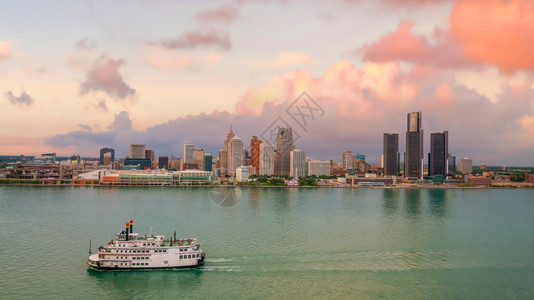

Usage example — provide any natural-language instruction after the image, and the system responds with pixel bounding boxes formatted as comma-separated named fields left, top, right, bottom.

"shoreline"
left=1, top=182, right=533, bottom=189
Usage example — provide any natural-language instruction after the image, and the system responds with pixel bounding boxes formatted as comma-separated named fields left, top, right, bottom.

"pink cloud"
left=47, top=60, right=534, bottom=165
left=343, top=0, right=450, bottom=6
left=145, top=52, right=193, bottom=71
left=157, top=28, right=231, bottom=51
left=450, top=0, right=534, bottom=74
left=195, top=3, right=240, bottom=24
left=0, top=41, right=14, bottom=62
left=362, top=21, right=467, bottom=69
left=361, top=0, right=534, bottom=74
left=80, top=56, right=135, bottom=99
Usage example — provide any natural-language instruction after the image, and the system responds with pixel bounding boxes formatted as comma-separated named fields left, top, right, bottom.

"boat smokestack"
left=125, top=222, right=129, bottom=241
left=129, top=220, right=133, bottom=234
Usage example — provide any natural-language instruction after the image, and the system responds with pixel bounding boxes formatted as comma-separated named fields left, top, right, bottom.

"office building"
left=145, top=149, right=155, bottom=164
left=130, top=144, right=146, bottom=159
left=192, top=148, right=205, bottom=170
left=383, top=133, right=399, bottom=176
left=289, top=149, right=306, bottom=178
left=428, top=131, right=448, bottom=176
left=405, top=112, right=423, bottom=179
left=236, top=166, right=249, bottom=182
left=204, top=154, right=213, bottom=172
left=218, top=127, right=236, bottom=174
left=250, top=136, right=262, bottom=175
left=99, top=147, right=115, bottom=166
left=183, top=144, right=194, bottom=163
left=274, top=128, right=293, bottom=176
left=308, top=160, right=330, bottom=176
left=158, top=156, right=169, bottom=169
left=342, top=151, right=354, bottom=170
left=123, top=158, right=152, bottom=170
left=259, top=143, right=274, bottom=175
left=458, top=158, right=473, bottom=174
left=218, top=150, right=227, bottom=174
left=448, top=154, right=456, bottom=175
left=228, top=136, right=244, bottom=176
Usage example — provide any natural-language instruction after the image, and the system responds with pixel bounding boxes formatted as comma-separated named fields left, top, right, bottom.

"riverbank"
left=1, top=180, right=533, bottom=189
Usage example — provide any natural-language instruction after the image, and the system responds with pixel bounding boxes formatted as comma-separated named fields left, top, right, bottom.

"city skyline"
left=1, top=1, right=533, bottom=166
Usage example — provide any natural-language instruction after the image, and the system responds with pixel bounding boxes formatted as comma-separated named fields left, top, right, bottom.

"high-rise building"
left=342, top=151, right=354, bottom=170
left=290, top=149, right=306, bottom=178
left=259, top=143, right=274, bottom=175
left=228, top=136, right=244, bottom=176
left=192, top=148, right=205, bottom=170
left=218, top=127, right=236, bottom=174
left=99, top=147, right=115, bottom=166
left=405, top=112, right=423, bottom=179
left=158, top=156, right=169, bottom=169
left=218, top=150, right=227, bottom=174
left=250, top=136, right=262, bottom=175
left=448, top=154, right=456, bottom=175
left=307, top=160, right=330, bottom=176
left=458, top=158, right=473, bottom=174
left=429, top=131, right=448, bottom=176
left=183, top=144, right=194, bottom=163
left=204, top=154, right=213, bottom=172
left=145, top=149, right=155, bottom=163
left=383, top=133, right=399, bottom=176
left=274, top=128, right=293, bottom=176
left=130, top=144, right=146, bottom=159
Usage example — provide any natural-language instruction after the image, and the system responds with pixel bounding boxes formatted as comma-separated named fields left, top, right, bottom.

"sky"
left=1, top=0, right=533, bottom=166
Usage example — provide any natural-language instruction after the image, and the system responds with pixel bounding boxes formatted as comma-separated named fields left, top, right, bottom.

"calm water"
left=0, top=186, right=533, bottom=299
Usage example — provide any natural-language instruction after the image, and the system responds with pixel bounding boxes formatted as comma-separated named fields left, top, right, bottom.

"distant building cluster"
left=3, top=111, right=531, bottom=187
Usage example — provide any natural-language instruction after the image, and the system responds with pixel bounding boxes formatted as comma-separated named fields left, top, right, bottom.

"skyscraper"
left=99, top=147, right=115, bottom=165
left=204, top=154, right=213, bottom=172
left=130, top=144, right=146, bottom=159
left=145, top=149, right=155, bottom=163
left=218, top=150, right=227, bottom=174
left=429, top=131, right=448, bottom=176
left=259, top=143, right=274, bottom=175
left=158, top=156, right=169, bottom=169
left=405, top=112, right=423, bottom=179
left=383, top=133, right=399, bottom=176
left=228, top=135, right=244, bottom=176
left=218, top=127, right=235, bottom=174
left=183, top=144, right=194, bottom=163
left=448, top=154, right=456, bottom=175
left=193, top=148, right=205, bottom=170
left=274, top=128, right=293, bottom=176
left=290, top=149, right=306, bottom=178
left=342, top=151, right=354, bottom=170
left=250, top=136, right=262, bottom=175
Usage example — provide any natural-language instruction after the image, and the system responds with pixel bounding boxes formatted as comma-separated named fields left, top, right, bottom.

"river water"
left=0, top=186, right=532, bottom=299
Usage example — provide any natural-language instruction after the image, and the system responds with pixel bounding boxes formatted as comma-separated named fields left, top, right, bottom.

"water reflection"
left=87, top=269, right=204, bottom=298
left=427, top=189, right=449, bottom=220
left=247, top=188, right=261, bottom=212
left=272, top=188, right=295, bottom=213
left=381, top=189, right=400, bottom=216
left=403, top=189, right=422, bottom=219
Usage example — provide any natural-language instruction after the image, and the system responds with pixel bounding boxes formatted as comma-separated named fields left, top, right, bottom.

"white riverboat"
left=87, top=220, right=205, bottom=271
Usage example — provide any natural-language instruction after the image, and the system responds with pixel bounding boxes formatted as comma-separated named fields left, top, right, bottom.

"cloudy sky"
left=1, top=0, right=533, bottom=166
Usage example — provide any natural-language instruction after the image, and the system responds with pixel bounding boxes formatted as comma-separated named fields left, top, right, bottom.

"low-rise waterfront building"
left=236, top=166, right=249, bottom=182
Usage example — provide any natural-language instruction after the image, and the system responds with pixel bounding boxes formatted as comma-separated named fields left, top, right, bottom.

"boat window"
left=179, top=255, right=182, bottom=259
